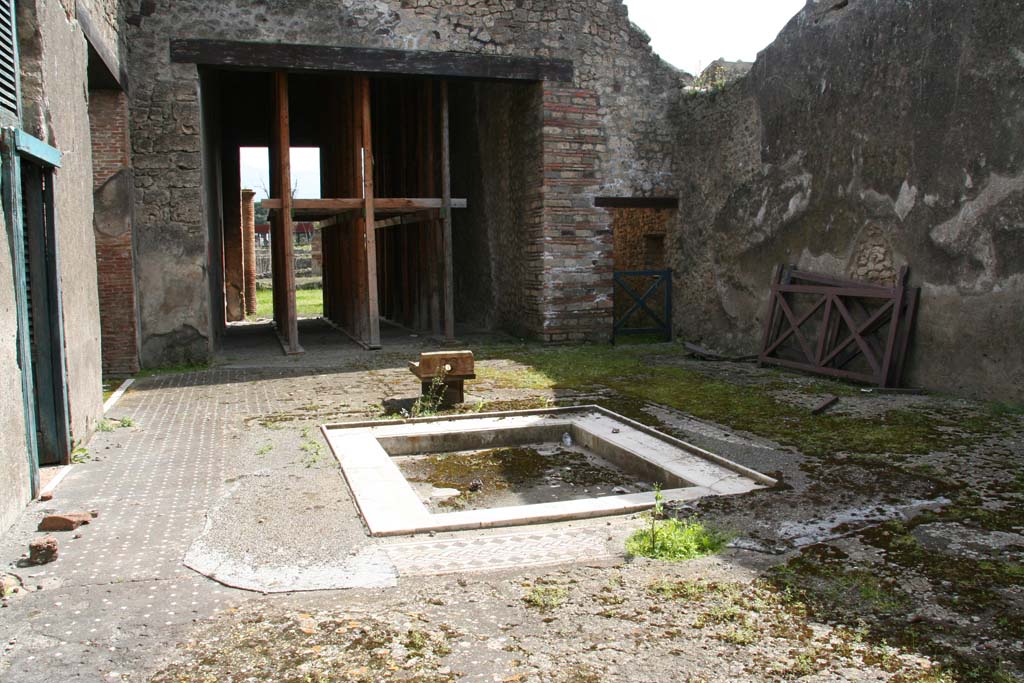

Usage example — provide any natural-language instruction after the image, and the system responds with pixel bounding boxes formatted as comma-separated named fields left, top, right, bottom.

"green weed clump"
left=627, top=517, right=730, bottom=561
left=627, top=486, right=731, bottom=561
left=523, top=585, right=568, bottom=612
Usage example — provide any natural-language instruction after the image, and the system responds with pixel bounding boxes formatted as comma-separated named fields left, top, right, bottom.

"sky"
left=240, top=147, right=322, bottom=201
left=622, top=0, right=805, bottom=75
left=239, top=1, right=805, bottom=198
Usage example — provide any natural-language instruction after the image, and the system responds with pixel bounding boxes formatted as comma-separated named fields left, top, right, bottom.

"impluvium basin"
left=322, top=406, right=776, bottom=536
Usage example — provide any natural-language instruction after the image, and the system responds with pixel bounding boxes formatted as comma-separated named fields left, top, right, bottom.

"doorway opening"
left=597, top=197, right=678, bottom=343
left=237, top=146, right=324, bottom=325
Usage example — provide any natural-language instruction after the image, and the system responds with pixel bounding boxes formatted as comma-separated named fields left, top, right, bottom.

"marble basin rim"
left=321, top=405, right=777, bottom=537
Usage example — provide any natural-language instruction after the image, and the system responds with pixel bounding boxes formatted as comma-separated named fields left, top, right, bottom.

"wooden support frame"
left=758, top=266, right=919, bottom=388
left=269, top=74, right=466, bottom=350
left=360, top=75, right=382, bottom=349
left=423, top=82, right=442, bottom=338
left=262, top=197, right=465, bottom=212
left=270, top=71, right=302, bottom=355
left=440, top=81, right=455, bottom=341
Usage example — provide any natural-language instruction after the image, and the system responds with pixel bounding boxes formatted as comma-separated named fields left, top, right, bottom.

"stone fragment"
left=28, top=537, right=58, bottom=565
left=0, top=574, right=21, bottom=597
left=39, top=491, right=53, bottom=501
left=38, top=512, right=93, bottom=532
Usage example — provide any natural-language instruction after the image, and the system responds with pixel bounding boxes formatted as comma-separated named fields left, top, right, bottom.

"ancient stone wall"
left=0, top=194, right=31, bottom=535
left=124, top=0, right=685, bottom=359
left=669, top=0, right=1024, bottom=400
left=77, top=0, right=122, bottom=71
left=18, top=0, right=105, bottom=439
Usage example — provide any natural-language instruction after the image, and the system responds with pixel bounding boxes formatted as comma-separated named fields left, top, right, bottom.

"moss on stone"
left=478, top=344, right=1017, bottom=458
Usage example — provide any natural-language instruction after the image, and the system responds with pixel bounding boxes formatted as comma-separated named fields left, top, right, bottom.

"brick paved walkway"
left=0, top=359, right=637, bottom=680
left=383, top=524, right=624, bottom=577
left=3, top=364, right=627, bottom=591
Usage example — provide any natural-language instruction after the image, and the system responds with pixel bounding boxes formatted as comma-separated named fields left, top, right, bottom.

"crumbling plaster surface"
left=125, top=0, right=684, bottom=361
left=76, top=0, right=123, bottom=71
left=17, top=0, right=105, bottom=440
left=0, top=209, right=31, bottom=536
left=670, top=0, right=1024, bottom=400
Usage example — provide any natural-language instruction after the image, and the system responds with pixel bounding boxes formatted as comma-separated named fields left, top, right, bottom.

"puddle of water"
left=394, top=443, right=652, bottom=513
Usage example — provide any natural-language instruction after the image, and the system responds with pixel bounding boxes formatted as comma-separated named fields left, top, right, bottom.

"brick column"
left=311, top=228, right=322, bottom=277
left=223, top=148, right=244, bottom=322
left=539, top=85, right=613, bottom=342
left=242, top=189, right=257, bottom=316
left=89, top=90, right=141, bottom=375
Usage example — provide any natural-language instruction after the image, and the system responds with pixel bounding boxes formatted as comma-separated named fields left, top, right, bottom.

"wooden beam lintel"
left=170, top=39, right=574, bottom=82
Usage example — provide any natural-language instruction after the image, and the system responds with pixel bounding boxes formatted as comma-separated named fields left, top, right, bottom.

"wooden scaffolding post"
left=274, top=71, right=301, bottom=354
left=360, top=75, right=382, bottom=349
left=440, top=80, right=455, bottom=341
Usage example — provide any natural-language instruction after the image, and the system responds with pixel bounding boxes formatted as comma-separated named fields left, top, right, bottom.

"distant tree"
left=254, top=202, right=270, bottom=224
left=252, top=177, right=299, bottom=224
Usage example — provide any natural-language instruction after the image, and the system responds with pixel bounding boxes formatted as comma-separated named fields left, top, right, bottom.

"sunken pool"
left=322, top=406, right=775, bottom=536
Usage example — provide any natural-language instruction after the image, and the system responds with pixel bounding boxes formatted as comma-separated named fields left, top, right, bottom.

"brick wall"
left=90, top=90, right=129, bottom=189
left=538, top=86, right=613, bottom=342
left=127, top=0, right=686, bottom=358
left=611, top=208, right=671, bottom=271
left=89, top=90, right=139, bottom=376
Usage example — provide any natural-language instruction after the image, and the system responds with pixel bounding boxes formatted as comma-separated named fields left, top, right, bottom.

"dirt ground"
left=1, top=329, right=1021, bottom=683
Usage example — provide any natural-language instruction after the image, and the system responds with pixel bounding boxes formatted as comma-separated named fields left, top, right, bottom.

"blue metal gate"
left=612, top=269, right=672, bottom=342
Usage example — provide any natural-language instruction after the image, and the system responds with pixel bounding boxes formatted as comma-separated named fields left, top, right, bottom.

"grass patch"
left=479, top=344, right=1015, bottom=457
left=523, top=585, right=568, bottom=612
left=96, top=416, right=136, bottom=432
left=648, top=579, right=736, bottom=601
left=136, top=361, right=209, bottom=378
left=253, top=287, right=323, bottom=319
left=299, top=438, right=324, bottom=468
left=474, top=365, right=554, bottom=390
left=71, top=445, right=91, bottom=464
left=101, top=379, right=119, bottom=402
left=627, top=517, right=730, bottom=561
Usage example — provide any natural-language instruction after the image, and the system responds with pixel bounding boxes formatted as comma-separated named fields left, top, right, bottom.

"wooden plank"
left=262, top=197, right=467, bottom=211
left=891, top=286, right=919, bottom=387
left=40, top=169, right=71, bottom=465
left=594, top=196, right=678, bottom=209
left=274, top=71, right=302, bottom=354
left=171, top=39, right=574, bottom=82
left=811, top=395, right=839, bottom=415
left=880, top=266, right=908, bottom=387
left=23, top=164, right=62, bottom=465
left=14, top=129, right=62, bottom=168
left=777, top=284, right=896, bottom=298
left=440, top=81, right=455, bottom=341
left=372, top=209, right=441, bottom=230
left=361, top=75, right=381, bottom=349
left=790, top=268, right=891, bottom=292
